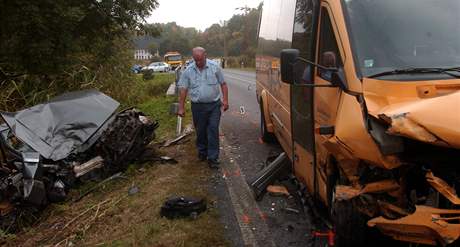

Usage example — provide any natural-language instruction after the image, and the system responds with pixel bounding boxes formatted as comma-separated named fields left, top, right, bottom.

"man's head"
left=322, top=51, right=337, bottom=68
left=192, top=47, right=207, bottom=69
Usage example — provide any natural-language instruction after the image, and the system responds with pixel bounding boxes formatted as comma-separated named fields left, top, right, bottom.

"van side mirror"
left=280, top=49, right=299, bottom=84
left=331, top=68, right=348, bottom=91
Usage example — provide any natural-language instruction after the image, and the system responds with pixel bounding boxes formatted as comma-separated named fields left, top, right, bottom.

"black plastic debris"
left=249, top=152, right=291, bottom=201
left=160, top=197, right=207, bottom=219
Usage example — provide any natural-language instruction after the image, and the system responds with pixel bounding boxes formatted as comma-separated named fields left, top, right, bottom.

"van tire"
left=332, top=198, right=367, bottom=246
left=259, top=100, right=275, bottom=143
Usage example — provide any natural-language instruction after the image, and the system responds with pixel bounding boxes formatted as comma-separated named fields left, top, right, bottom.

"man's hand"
left=178, top=88, right=188, bottom=117
left=222, top=101, right=229, bottom=112
left=177, top=107, right=185, bottom=117
left=221, top=83, right=229, bottom=112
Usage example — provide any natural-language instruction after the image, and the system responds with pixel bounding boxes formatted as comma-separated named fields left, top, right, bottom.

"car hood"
left=0, top=90, right=119, bottom=161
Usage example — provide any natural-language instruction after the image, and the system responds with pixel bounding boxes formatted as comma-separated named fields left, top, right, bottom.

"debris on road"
left=282, top=207, right=300, bottom=215
left=249, top=152, right=290, bottom=201
left=239, top=106, right=246, bottom=115
left=311, top=229, right=336, bottom=246
left=267, top=185, right=290, bottom=197
left=0, top=90, right=158, bottom=229
left=160, top=196, right=207, bottom=219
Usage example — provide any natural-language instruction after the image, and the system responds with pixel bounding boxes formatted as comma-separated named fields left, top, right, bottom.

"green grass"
left=135, top=73, right=192, bottom=140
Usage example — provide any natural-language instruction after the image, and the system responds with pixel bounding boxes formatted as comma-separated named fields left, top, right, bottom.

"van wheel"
left=332, top=198, right=367, bottom=246
left=330, top=173, right=368, bottom=246
left=259, top=100, right=275, bottom=143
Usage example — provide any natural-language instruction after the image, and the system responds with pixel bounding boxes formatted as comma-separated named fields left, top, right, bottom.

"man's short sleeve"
left=177, top=70, right=190, bottom=89
left=215, top=66, right=225, bottom=85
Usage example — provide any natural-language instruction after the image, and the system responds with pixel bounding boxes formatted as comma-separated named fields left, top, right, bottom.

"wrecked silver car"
left=0, top=90, right=157, bottom=225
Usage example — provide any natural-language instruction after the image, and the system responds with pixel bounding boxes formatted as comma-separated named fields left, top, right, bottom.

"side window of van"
left=258, top=0, right=282, bottom=57
left=318, top=8, right=343, bottom=81
left=292, top=0, right=318, bottom=61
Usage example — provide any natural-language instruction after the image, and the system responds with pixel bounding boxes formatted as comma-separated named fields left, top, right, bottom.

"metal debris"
left=426, top=171, right=460, bottom=205
left=128, top=185, right=140, bottom=196
left=267, top=185, right=290, bottom=197
left=282, top=207, right=300, bottom=215
left=74, top=172, right=126, bottom=202
left=162, top=124, right=194, bottom=147
left=239, top=106, right=246, bottom=115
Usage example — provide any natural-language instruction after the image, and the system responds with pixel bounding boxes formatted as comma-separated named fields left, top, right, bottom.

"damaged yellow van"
left=256, top=0, right=460, bottom=245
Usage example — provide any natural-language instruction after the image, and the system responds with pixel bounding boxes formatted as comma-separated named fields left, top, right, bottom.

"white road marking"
left=219, top=133, right=276, bottom=247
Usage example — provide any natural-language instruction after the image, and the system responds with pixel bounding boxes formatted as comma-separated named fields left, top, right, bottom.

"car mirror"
left=280, top=49, right=300, bottom=84
left=330, top=68, right=348, bottom=91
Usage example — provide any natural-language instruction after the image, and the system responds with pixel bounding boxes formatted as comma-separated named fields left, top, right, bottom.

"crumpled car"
left=0, top=90, right=157, bottom=221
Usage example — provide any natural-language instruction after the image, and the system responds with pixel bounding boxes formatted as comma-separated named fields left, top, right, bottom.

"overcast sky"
left=147, top=0, right=262, bottom=31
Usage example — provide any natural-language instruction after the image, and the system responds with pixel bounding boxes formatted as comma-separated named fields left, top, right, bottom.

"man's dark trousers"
left=191, top=101, right=221, bottom=161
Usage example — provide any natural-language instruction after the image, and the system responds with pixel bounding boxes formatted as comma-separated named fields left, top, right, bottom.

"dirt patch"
left=3, top=140, right=229, bottom=247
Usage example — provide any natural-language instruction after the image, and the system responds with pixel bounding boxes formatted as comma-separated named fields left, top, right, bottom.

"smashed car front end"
left=358, top=78, right=460, bottom=246
left=0, top=90, right=157, bottom=228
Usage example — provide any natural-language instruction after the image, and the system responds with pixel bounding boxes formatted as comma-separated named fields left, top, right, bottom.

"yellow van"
left=256, top=0, right=460, bottom=245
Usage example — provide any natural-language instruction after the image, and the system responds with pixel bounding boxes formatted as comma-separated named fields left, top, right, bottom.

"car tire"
left=259, top=99, right=275, bottom=143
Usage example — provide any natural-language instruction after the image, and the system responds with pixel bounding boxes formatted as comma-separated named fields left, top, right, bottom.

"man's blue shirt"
left=177, top=59, right=225, bottom=103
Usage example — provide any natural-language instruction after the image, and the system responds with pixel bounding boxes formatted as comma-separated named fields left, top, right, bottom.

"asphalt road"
left=217, top=69, right=314, bottom=247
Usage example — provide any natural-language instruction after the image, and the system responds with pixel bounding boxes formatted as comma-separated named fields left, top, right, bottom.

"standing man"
left=177, top=47, right=229, bottom=168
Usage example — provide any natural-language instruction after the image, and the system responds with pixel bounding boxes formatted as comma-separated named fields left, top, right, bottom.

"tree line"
left=139, top=4, right=262, bottom=66
left=0, top=0, right=159, bottom=111
left=0, top=1, right=261, bottom=111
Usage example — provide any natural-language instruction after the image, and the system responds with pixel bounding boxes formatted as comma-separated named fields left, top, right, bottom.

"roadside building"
left=132, top=35, right=158, bottom=60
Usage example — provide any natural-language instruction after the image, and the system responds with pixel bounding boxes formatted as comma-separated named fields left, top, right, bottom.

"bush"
left=142, top=70, right=155, bottom=81
left=0, top=0, right=159, bottom=111
left=225, top=56, right=255, bottom=68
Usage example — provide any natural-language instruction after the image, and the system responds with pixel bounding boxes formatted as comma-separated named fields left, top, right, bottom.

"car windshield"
left=166, top=55, right=181, bottom=61
left=343, top=0, right=460, bottom=79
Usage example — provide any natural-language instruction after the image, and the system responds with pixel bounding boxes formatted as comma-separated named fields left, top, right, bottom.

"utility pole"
left=220, top=20, right=228, bottom=68
left=220, top=20, right=228, bottom=57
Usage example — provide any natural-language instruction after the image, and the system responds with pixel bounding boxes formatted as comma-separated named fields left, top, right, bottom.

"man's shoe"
left=207, top=159, right=220, bottom=169
left=198, top=153, right=207, bottom=161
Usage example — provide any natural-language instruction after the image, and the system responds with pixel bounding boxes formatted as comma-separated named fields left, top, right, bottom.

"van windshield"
left=166, top=55, right=182, bottom=62
left=343, top=0, right=460, bottom=79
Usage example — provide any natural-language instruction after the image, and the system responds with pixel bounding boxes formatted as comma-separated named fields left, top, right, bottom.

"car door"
left=312, top=4, right=344, bottom=204
left=290, top=0, right=320, bottom=193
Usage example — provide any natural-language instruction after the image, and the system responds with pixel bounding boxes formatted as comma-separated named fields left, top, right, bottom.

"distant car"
left=144, top=62, right=170, bottom=73
left=131, top=64, right=143, bottom=74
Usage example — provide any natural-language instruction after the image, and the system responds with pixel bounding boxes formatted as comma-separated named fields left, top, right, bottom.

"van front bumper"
left=369, top=205, right=460, bottom=246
